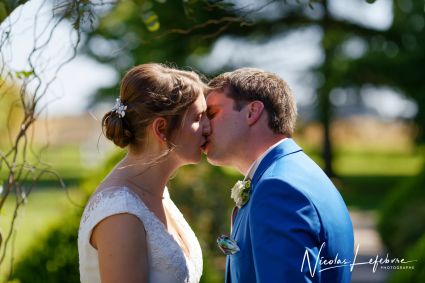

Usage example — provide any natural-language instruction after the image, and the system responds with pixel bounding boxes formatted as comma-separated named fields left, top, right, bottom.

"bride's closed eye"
left=194, top=113, right=203, bottom=122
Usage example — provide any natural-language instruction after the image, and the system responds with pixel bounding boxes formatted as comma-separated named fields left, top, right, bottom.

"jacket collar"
left=250, top=138, right=302, bottom=186
left=230, top=138, right=302, bottom=238
left=244, top=138, right=287, bottom=180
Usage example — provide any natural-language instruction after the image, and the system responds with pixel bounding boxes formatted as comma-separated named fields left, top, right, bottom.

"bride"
left=78, top=63, right=210, bottom=283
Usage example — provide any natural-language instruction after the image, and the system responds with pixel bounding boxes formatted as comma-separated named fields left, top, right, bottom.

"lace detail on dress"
left=78, top=186, right=202, bottom=283
left=165, top=198, right=203, bottom=280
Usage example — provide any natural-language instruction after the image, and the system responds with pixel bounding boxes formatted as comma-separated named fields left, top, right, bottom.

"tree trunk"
left=319, top=0, right=335, bottom=177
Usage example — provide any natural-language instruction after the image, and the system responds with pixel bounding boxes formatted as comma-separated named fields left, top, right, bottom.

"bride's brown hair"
left=102, top=63, right=206, bottom=151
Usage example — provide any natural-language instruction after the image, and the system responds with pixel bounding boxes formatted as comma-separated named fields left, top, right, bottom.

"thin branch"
left=0, top=0, right=91, bottom=272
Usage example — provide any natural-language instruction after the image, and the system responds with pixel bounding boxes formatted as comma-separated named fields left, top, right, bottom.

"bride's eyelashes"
left=194, top=113, right=203, bottom=122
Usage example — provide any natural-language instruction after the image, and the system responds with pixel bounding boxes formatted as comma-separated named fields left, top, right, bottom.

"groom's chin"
left=205, top=154, right=220, bottom=166
left=205, top=154, right=227, bottom=167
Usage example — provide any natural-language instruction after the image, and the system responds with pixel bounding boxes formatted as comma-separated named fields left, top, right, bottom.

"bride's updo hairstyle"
left=102, top=63, right=206, bottom=151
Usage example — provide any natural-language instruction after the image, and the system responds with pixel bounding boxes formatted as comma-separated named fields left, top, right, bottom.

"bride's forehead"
left=188, top=95, right=206, bottom=112
left=197, top=94, right=207, bottom=109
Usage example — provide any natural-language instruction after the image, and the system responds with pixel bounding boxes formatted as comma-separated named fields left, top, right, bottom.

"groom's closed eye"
left=206, top=110, right=216, bottom=119
left=206, top=106, right=218, bottom=119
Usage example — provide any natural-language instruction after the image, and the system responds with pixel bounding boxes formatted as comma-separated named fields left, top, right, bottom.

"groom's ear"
left=246, top=101, right=264, bottom=126
left=152, top=117, right=168, bottom=142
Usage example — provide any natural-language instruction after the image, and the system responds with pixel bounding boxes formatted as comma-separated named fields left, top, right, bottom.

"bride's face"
left=171, top=93, right=210, bottom=164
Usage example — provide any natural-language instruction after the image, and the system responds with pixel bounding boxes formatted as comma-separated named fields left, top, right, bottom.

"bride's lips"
left=201, top=139, right=209, bottom=152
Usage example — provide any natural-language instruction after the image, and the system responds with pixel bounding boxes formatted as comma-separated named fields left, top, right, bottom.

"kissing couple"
left=78, top=63, right=354, bottom=283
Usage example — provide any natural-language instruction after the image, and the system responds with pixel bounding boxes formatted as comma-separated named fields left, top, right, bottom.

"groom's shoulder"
left=253, top=174, right=314, bottom=207
left=255, top=152, right=339, bottom=201
left=261, top=150, right=321, bottom=181
left=272, top=147, right=332, bottom=180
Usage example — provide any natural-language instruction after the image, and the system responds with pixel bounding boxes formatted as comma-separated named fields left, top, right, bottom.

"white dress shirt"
left=244, top=138, right=288, bottom=181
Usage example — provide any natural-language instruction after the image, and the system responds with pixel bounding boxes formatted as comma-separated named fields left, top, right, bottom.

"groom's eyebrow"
left=206, top=104, right=221, bottom=110
left=206, top=104, right=222, bottom=118
left=206, top=105, right=218, bottom=113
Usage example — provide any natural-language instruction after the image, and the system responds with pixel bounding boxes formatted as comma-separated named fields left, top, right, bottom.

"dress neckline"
left=111, top=186, right=193, bottom=260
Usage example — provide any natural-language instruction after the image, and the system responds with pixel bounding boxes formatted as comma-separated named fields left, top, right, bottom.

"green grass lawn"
left=300, top=144, right=423, bottom=210
left=0, top=143, right=92, bottom=281
left=0, top=188, right=85, bottom=281
left=0, top=144, right=89, bottom=188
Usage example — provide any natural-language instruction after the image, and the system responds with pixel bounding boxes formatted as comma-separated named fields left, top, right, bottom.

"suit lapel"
left=251, top=138, right=302, bottom=186
left=231, top=139, right=302, bottom=238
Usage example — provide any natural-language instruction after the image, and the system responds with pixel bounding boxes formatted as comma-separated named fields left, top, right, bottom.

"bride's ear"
left=152, top=117, right=168, bottom=143
left=246, top=101, right=264, bottom=126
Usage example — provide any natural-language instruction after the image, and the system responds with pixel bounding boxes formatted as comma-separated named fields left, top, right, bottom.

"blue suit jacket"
left=226, top=139, right=354, bottom=283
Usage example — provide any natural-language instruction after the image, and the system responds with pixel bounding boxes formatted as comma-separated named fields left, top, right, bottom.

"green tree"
left=83, top=0, right=424, bottom=177
left=81, top=0, right=253, bottom=101
left=4, top=2, right=423, bottom=179
left=0, top=80, right=22, bottom=150
left=345, top=0, right=425, bottom=141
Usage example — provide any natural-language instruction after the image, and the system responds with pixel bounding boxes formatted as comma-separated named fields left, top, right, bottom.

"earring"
left=163, top=137, right=167, bottom=141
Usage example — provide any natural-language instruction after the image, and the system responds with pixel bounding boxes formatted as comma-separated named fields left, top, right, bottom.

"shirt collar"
left=244, top=138, right=288, bottom=181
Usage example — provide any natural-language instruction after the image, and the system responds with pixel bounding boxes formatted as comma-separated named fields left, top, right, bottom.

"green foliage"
left=9, top=210, right=81, bottom=283
left=378, top=166, right=425, bottom=257
left=388, top=234, right=425, bottom=283
left=0, top=79, right=23, bottom=149
left=0, top=1, right=31, bottom=24
left=346, top=0, right=425, bottom=141
left=82, top=0, right=245, bottom=103
left=141, top=0, right=161, bottom=32
left=164, top=158, right=242, bottom=280
left=14, top=70, right=34, bottom=80
left=169, top=158, right=239, bottom=255
left=378, top=164, right=425, bottom=283
left=0, top=3, right=7, bottom=23
left=199, top=254, right=222, bottom=283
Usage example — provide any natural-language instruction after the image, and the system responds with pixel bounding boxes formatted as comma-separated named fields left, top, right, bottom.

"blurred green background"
left=1, top=0, right=424, bottom=282
left=1, top=124, right=423, bottom=283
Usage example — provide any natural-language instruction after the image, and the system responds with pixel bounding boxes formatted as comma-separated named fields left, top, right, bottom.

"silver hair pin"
left=111, top=98, right=127, bottom=118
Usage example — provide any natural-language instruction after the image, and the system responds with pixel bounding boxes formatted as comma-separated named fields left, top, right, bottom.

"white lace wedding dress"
left=78, top=186, right=203, bottom=283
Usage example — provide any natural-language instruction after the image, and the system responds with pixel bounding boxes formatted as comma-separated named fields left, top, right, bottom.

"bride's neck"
left=114, top=153, right=178, bottom=195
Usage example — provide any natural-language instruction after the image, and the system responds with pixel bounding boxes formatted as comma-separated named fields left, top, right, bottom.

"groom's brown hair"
left=208, top=68, right=297, bottom=137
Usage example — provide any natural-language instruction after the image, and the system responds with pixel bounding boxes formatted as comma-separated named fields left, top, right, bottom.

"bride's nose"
left=202, top=115, right=211, bottom=136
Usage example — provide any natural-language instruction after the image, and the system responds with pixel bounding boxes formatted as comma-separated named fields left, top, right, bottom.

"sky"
left=0, top=0, right=417, bottom=119
left=0, top=0, right=117, bottom=116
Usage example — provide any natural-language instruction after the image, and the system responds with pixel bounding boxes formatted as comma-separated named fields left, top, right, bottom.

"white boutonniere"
left=230, top=179, right=251, bottom=208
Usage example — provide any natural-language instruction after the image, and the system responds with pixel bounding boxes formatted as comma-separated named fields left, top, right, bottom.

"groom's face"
left=204, top=90, right=247, bottom=166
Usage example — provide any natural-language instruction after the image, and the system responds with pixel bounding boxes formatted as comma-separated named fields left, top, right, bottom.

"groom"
left=204, top=68, right=354, bottom=283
